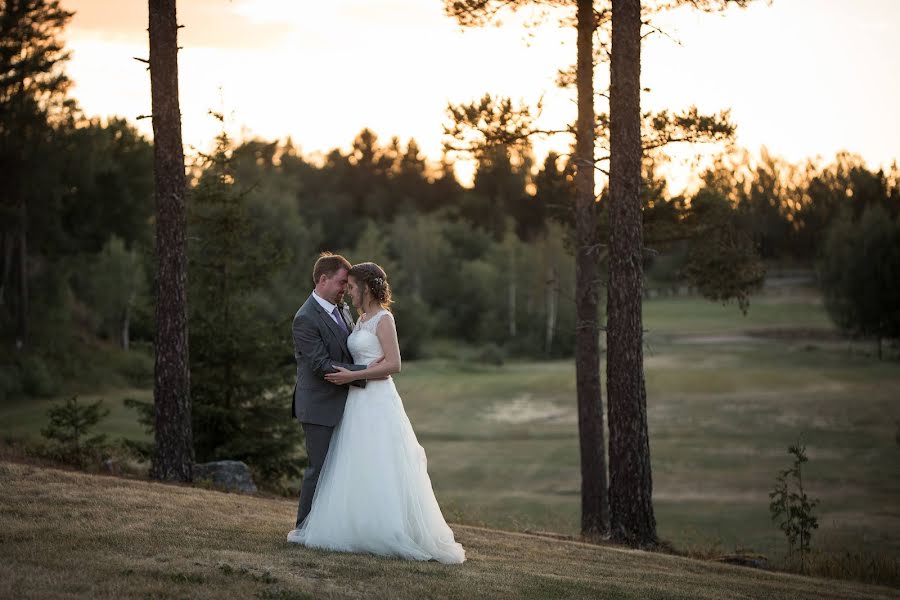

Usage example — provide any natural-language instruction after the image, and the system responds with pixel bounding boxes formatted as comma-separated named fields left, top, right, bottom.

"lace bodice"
left=348, top=309, right=392, bottom=364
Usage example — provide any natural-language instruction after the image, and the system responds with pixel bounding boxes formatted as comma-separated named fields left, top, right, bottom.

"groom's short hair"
left=313, top=252, right=352, bottom=284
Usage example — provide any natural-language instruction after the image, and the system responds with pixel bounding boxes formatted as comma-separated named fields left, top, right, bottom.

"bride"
left=286, top=262, right=465, bottom=565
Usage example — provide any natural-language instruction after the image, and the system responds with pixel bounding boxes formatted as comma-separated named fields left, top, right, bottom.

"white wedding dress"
left=287, top=309, right=465, bottom=564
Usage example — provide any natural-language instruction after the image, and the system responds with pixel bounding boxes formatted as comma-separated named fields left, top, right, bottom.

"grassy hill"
left=0, top=461, right=896, bottom=600
left=2, top=291, right=899, bottom=567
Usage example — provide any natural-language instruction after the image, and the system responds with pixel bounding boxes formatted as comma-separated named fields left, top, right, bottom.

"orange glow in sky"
left=62, top=0, right=900, bottom=192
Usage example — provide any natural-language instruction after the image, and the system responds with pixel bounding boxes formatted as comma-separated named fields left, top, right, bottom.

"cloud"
left=63, top=0, right=293, bottom=49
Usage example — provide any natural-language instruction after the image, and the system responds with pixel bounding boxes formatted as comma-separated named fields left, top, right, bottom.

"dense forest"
left=3, top=112, right=898, bottom=382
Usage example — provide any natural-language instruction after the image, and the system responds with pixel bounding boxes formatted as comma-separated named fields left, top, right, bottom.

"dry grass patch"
left=1, top=461, right=897, bottom=599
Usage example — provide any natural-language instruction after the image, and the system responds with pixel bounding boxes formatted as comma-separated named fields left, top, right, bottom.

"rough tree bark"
left=16, top=197, right=27, bottom=348
left=148, top=0, right=193, bottom=482
left=574, top=0, right=609, bottom=538
left=607, top=0, right=657, bottom=547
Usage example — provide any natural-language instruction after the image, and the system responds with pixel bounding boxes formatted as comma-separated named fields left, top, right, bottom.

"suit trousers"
left=296, top=421, right=335, bottom=528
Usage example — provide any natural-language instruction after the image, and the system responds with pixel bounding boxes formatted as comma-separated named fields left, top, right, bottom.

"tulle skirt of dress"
left=286, top=378, right=465, bottom=564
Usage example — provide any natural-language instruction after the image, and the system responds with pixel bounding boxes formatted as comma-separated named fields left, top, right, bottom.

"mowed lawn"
left=403, top=343, right=900, bottom=557
left=2, top=290, right=898, bottom=562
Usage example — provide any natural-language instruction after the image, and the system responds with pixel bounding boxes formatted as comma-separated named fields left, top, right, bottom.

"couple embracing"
left=286, top=253, right=465, bottom=565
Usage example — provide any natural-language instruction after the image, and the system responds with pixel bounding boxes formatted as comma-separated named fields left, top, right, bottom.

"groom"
left=291, top=252, right=369, bottom=528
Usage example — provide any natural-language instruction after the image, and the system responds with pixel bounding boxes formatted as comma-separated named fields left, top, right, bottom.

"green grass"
left=0, top=388, right=152, bottom=442
left=2, top=291, right=898, bottom=578
left=642, top=293, right=834, bottom=335
left=401, top=349, right=900, bottom=559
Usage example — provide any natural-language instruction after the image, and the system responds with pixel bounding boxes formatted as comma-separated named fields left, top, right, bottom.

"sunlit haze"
left=63, top=0, right=900, bottom=193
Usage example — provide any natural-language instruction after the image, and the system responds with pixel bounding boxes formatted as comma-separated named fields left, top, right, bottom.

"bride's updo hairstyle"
left=348, top=262, right=393, bottom=311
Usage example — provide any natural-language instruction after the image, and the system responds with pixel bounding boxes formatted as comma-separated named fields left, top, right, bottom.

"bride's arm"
left=325, top=313, right=401, bottom=384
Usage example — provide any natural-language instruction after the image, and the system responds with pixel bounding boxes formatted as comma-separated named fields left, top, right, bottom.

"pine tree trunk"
left=575, top=0, right=609, bottom=539
left=1, top=232, right=12, bottom=310
left=122, top=298, right=132, bottom=351
left=607, top=0, right=657, bottom=547
left=545, top=265, right=558, bottom=355
left=509, top=248, right=517, bottom=337
left=148, top=0, right=193, bottom=482
left=16, top=196, right=27, bottom=349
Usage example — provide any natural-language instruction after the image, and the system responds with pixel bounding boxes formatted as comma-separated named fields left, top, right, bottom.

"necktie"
left=331, top=306, right=349, bottom=334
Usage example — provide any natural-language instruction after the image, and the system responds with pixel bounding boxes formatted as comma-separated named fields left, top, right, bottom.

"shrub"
left=475, top=343, right=506, bottom=366
left=0, top=364, right=23, bottom=401
left=21, top=355, right=61, bottom=397
left=41, top=396, right=110, bottom=467
left=769, top=440, right=819, bottom=573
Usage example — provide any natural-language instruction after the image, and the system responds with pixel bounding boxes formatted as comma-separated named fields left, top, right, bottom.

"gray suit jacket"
left=291, top=294, right=367, bottom=426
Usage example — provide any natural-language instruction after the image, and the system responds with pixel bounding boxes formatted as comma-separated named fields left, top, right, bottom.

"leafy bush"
left=0, top=364, right=23, bottom=401
left=391, top=294, right=434, bottom=360
left=21, top=355, right=61, bottom=397
left=819, top=205, right=900, bottom=359
left=115, top=348, right=154, bottom=387
left=475, top=343, right=506, bottom=366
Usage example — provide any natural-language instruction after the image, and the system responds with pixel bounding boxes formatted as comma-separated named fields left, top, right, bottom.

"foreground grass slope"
left=0, top=461, right=895, bottom=600
left=2, top=293, right=898, bottom=561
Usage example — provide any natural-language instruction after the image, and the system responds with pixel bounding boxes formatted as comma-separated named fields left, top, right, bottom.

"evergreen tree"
left=0, top=0, right=76, bottom=349
left=188, top=122, right=304, bottom=490
left=41, top=395, right=109, bottom=467
left=148, top=0, right=193, bottom=483
left=59, top=117, right=155, bottom=254
left=606, top=0, right=657, bottom=547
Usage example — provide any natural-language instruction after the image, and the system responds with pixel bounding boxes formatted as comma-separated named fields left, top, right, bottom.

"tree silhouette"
left=0, top=0, right=75, bottom=350
left=606, top=0, right=656, bottom=547
left=819, top=206, right=900, bottom=360
left=148, top=0, right=193, bottom=482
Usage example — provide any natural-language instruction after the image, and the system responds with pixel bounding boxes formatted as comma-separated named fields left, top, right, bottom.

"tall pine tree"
left=148, top=0, right=193, bottom=482
left=607, top=0, right=657, bottom=547
left=0, top=0, right=75, bottom=350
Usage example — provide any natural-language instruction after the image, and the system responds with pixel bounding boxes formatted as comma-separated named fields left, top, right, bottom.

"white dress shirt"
left=312, top=291, right=344, bottom=327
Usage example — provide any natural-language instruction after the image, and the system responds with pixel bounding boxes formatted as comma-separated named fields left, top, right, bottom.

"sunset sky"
left=62, top=0, right=900, bottom=192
